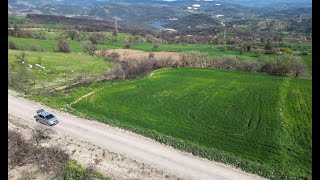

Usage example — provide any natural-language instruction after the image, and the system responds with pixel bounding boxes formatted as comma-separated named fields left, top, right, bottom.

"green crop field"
left=29, top=68, right=311, bottom=179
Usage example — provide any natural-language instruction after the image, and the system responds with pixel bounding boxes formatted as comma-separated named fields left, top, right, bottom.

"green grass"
left=60, top=160, right=109, bottom=180
left=8, top=37, right=87, bottom=52
left=8, top=37, right=261, bottom=61
left=30, top=68, right=312, bottom=179
left=8, top=50, right=113, bottom=88
left=301, top=55, right=312, bottom=75
left=9, top=36, right=312, bottom=68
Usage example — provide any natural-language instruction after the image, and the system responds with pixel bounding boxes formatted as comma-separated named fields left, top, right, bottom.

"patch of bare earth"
left=8, top=116, right=181, bottom=180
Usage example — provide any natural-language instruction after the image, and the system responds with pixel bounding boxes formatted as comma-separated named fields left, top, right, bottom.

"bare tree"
left=65, top=28, right=80, bottom=40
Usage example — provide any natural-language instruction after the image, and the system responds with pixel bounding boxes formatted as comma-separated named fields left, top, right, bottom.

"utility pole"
left=223, top=29, right=226, bottom=43
left=113, top=16, right=120, bottom=34
left=160, top=28, right=163, bottom=44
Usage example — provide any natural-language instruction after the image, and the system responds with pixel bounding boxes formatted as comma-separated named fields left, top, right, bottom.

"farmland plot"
left=30, top=68, right=312, bottom=179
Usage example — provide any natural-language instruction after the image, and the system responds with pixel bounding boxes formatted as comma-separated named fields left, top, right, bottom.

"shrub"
left=83, top=41, right=97, bottom=55
left=145, top=34, right=154, bottom=43
left=30, top=44, right=40, bottom=51
left=148, top=53, right=155, bottom=58
left=237, top=61, right=260, bottom=72
left=264, top=42, right=273, bottom=51
left=35, top=33, right=46, bottom=40
left=124, top=43, right=131, bottom=49
left=153, top=44, right=159, bottom=50
left=8, top=130, right=32, bottom=167
left=107, top=52, right=120, bottom=60
left=220, top=57, right=240, bottom=70
left=15, top=51, right=27, bottom=62
left=32, top=125, right=51, bottom=146
left=280, top=47, right=293, bottom=54
left=59, top=160, right=108, bottom=180
left=291, top=59, right=307, bottom=78
left=8, top=129, right=70, bottom=174
left=301, top=51, right=309, bottom=55
left=90, top=32, right=106, bottom=44
left=8, top=41, right=20, bottom=50
left=57, top=38, right=71, bottom=52
left=258, top=55, right=305, bottom=77
left=66, top=28, right=80, bottom=40
left=253, top=49, right=265, bottom=57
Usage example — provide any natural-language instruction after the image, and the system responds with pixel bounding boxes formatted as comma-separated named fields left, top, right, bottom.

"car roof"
left=40, top=111, right=53, bottom=116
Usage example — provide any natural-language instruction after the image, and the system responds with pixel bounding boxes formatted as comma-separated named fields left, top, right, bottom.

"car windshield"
left=45, top=114, right=54, bottom=119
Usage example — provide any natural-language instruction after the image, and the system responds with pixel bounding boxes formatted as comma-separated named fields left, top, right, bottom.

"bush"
left=124, top=43, right=131, bottom=49
left=153, top=44, right=159, bottom=50
left=280, top=48, right=293, bottom=54
left=258, top=55, right=305, bottom=77
left=35, top=33, right=46, bottom=40
left=301, top=51, right=309, bottom=55
left=253, top=49, right=265, bottom=57
left=145, top=34, right=154, bottom=43
left=8, top=41, right=20, bottom=50
left=57, top=38, right=71, bottom=52
left=82, top=41, right=97, bottom=55
left=90, top=32, right=106, bottom=44
left=32, top=125, right=51, bottom=146
left=237, top=61, right=260, bottom=72
left=8, top=130, right=32, bottom=167
left=148, top=53, right=155, bottom=58
left=219, top=57, right=240, bottom=70
left=291, top=59, right=307, bottom=78
left=9, top=129, right=69, bottom=174
left=66, top=28, right=80, bottom=40
left=30, top=44, right=40, bottom=51
left=59, top=160, right=108, bottom=180
left=107, top=52, right=120, bottom=60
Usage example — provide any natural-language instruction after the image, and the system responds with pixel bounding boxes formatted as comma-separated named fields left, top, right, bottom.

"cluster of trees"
left=102, top=51, right=306, bottom=80
left=104, top=56, right=178, bottom=79
left=8, top=24, right=46, bottom=39
left=179, top=52, right=306, bottom=77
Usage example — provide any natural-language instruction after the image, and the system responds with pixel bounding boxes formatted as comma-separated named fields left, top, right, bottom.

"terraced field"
left=32, top=68, right=312, bottom=179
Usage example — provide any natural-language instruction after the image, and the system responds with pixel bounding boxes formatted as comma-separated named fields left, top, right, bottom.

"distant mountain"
left=8, top=0, right=312, bottom=32
left=258, top=7, right=312, bottom=18
left=163, top=13, right=222, bottom=30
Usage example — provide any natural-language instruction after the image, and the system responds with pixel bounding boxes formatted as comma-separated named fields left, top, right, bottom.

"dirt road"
left=8, top=90, right=265, bottom=180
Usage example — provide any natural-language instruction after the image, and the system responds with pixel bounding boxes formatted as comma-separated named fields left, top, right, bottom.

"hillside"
left=8, top=1, right=312, bottom=179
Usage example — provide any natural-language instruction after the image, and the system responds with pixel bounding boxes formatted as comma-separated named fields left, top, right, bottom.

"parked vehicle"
left=34, top=109, right=59, bottom=126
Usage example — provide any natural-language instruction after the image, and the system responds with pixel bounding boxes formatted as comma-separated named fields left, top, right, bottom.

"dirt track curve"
left=8, top=90, right=265, bottom=180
